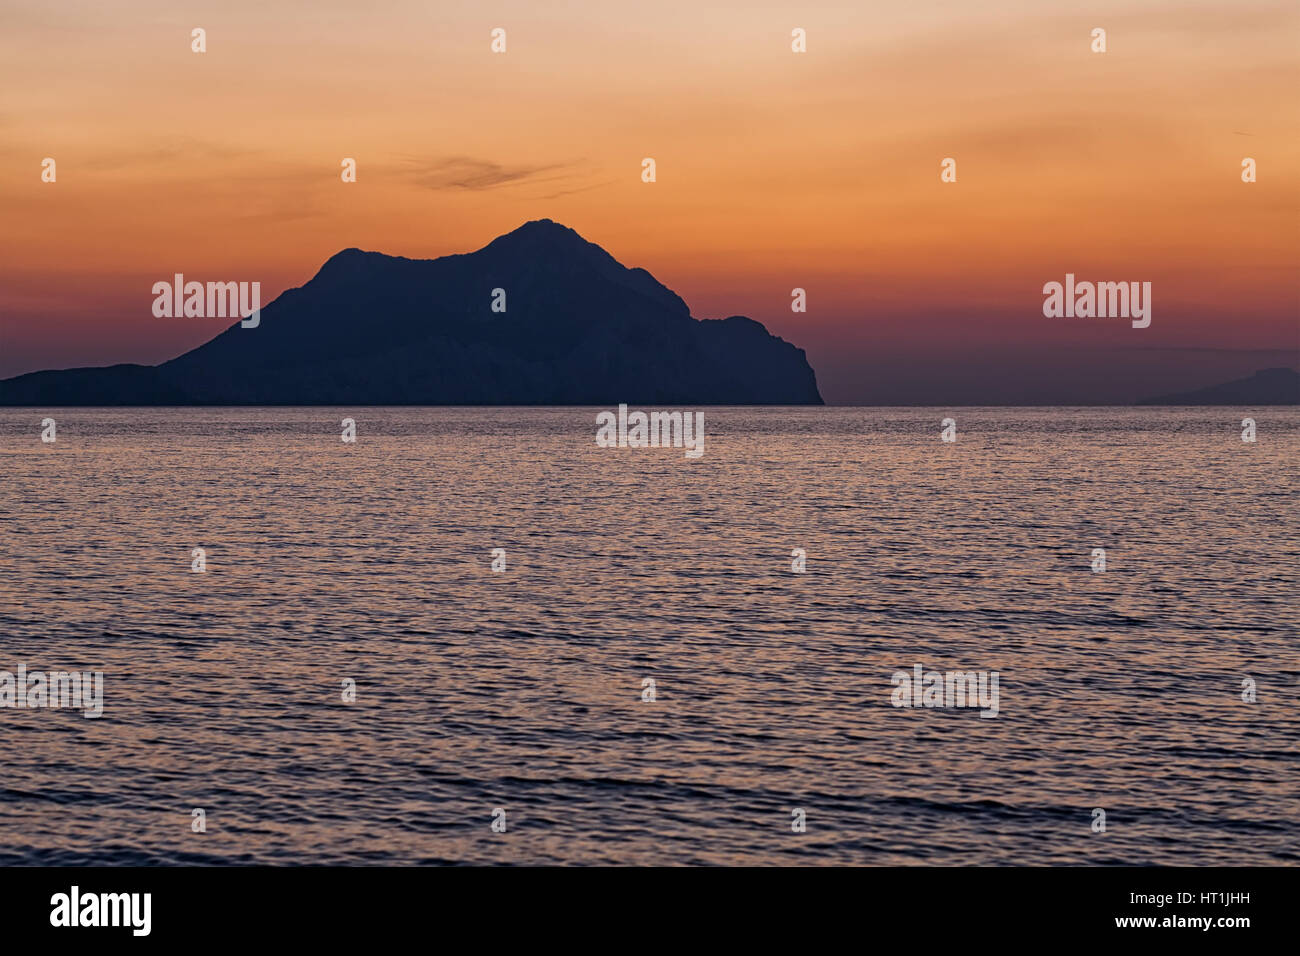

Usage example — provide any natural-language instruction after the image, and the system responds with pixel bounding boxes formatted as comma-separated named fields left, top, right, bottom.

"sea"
left=0, top=407, right=1296, bottom=865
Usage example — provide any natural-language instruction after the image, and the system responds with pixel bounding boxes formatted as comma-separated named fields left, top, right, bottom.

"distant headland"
left=1136, top=367, right=1299, bottom=405
left=0, top=220, right=823, bottom=406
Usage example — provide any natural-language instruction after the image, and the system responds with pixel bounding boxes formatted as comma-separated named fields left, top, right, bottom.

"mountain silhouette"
left=0, top=220, right=822, bottom=405
left=1137, top=367, right=1299, bottom=405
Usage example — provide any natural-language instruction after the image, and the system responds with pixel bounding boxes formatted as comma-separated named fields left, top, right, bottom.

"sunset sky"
left=1, top=0, right=1296, bottom=403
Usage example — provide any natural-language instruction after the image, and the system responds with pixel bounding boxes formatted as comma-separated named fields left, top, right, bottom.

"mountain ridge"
left=1136, top=367, right=1299, bottom=405
left=0, top=220, right=823, bottom=406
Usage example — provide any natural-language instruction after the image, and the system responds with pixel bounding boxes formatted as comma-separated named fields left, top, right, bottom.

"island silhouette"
left=1137, top=367, right=1299, bottom=405
left=0, top=220, right=823, bottom=406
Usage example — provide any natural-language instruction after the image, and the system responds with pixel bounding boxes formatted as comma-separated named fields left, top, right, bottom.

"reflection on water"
left=0, top=407, right=1296, bottom=865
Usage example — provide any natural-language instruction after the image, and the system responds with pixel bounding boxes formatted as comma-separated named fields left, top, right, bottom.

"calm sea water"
left=0, top=407, right=1296, bottom=865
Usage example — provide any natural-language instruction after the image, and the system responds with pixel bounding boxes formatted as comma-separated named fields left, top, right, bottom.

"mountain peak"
left=318, top=221, right=609, bottom=277
left=478, top=218, right=602, bottom=259
left=314, top=246, right=394, bottom=283
left=509, top=217, right=573, bottom=236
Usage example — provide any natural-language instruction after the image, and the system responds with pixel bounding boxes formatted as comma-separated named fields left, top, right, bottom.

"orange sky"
left=1, top=0, right=1296, bottom=402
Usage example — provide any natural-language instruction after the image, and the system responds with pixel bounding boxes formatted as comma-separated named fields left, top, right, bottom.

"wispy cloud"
left=398, top=156, right=580, bottom=191
left=392, top=155, right=595, bottom=192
